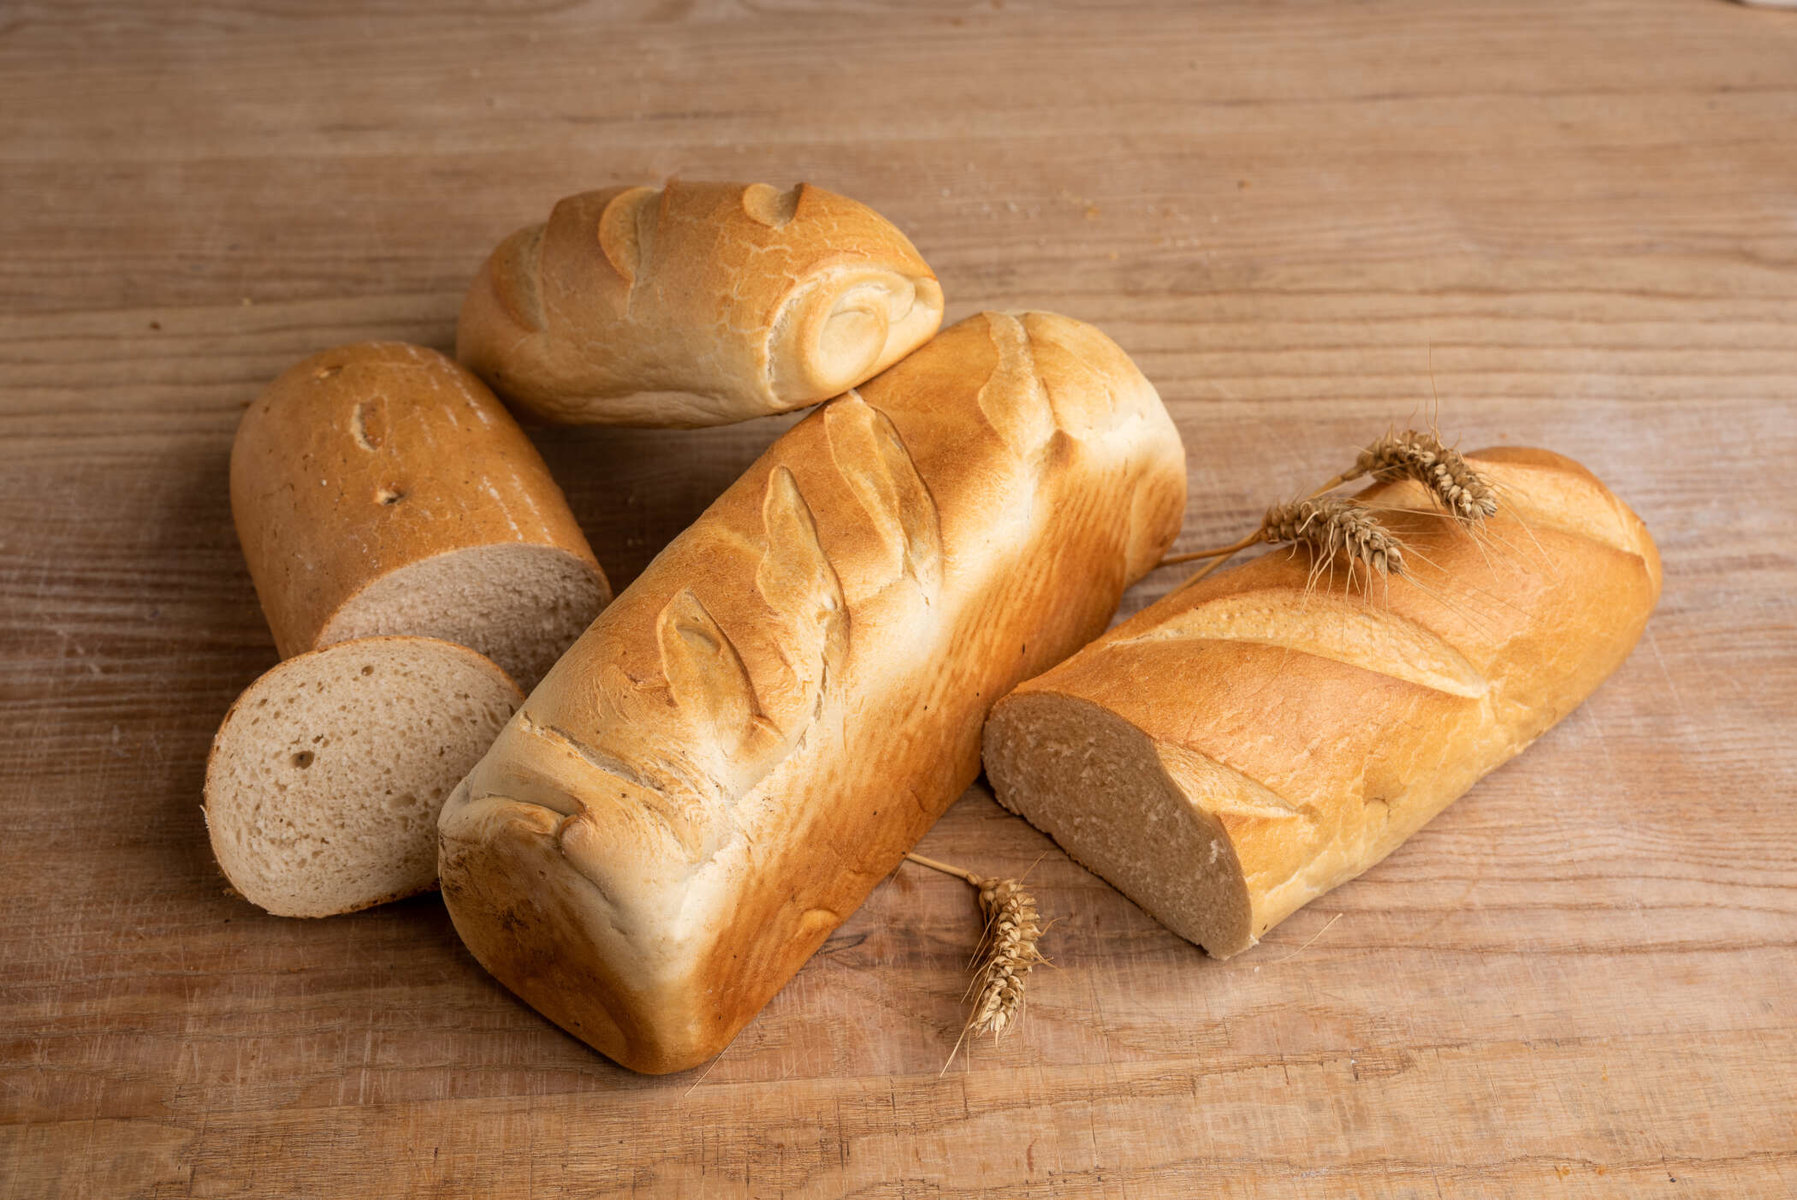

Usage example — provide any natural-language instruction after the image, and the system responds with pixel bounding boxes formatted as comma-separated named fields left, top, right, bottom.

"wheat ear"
left=904, top=853, right=1048, bottom=1066
left=1263, top=497, right=1406, bottom=580
left=1324, top=429, right=1498, bottom=522
left=964, top=876, right=1046, bottom=1039
left=1162, top=497, right=1407, bottom=588
left=1157, top=427, right=1495, bottom=577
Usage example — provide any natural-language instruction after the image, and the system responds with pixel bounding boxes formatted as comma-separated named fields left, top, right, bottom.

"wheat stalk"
left=1263, top=497, right=1406, bottom=580
left=904, top=852, right=1048, bottom=1066
left=1331, top=429, right=1498, bottom=522
left=964, top=876, right=1047, bottom=1039
left=1160, top=497, right=1407, bottom=589
left=1156, top=426, right=1492, bottom=579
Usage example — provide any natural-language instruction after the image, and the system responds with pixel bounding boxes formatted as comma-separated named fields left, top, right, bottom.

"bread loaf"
left=206, top=636, right=522, bottom=918
left=231, top=342, right=609, bottom=689
left=982, top=448, right=1661, bottom=957
left=456, top=181, right=945, bottom=427
left=438, top=311, right=1187, bottom=1073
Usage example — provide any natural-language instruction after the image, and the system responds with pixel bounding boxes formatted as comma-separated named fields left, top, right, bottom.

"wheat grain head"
left=1350, top=429, right=1498, bottom=522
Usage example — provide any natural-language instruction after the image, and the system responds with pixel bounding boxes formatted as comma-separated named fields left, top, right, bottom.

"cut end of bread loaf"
left=205, top=637, right=522, bottom=918
left=983, top=693, right=1257, bottom=957
left=317, top=544, right=607, bottom=691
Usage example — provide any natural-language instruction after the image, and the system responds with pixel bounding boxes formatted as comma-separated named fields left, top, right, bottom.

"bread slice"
left=205, top=636, right=523, bottom=918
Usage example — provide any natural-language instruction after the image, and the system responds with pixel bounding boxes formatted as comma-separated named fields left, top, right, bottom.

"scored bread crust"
left=456, top=181, right=946, bottom=427
left=231, top=342, right=610, bottom=688
left=205, top=636, right=524, bottom=919
left=982, top=447, right=1662, bottom=957
left=438, top=311, right=1188, bottom=1073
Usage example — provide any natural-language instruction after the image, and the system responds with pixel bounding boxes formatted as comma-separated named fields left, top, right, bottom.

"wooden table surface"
left=4, top=1, right=1795, bottom=1196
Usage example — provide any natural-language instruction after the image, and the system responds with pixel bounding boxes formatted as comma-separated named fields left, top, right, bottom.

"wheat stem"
left=1155, top=529, right=1264, bottom=567
left=903, top=851, right=982, bottom=886
left=1183, top=547, right=1241, bottom=585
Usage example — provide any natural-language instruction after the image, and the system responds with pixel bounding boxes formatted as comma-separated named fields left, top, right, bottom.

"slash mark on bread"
left=824, top=395, right=943, bottom=599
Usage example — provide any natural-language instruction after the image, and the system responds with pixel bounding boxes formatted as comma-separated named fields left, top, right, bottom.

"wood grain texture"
left=2, top=0, right=1794, bottom=1196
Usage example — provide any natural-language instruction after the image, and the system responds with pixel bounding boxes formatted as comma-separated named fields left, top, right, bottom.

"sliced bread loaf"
left=231, top=342, right=609, bottom=690
left=982, top=449, right=1660, bottom=957
left=205, top=636, right=522, bottom=918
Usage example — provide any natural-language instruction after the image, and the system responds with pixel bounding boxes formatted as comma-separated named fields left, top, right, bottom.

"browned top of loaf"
left=444, top=310, right=1188, bottom=1071
left=1007, top=447, right=1662, bottom=900
left=458, top=181, right=942, bottom=422
left=528, top=181, right=934, bottom=326
left=508, top=309, right=1186, bottom=854
left=230, top=342, right=600, bottom=659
